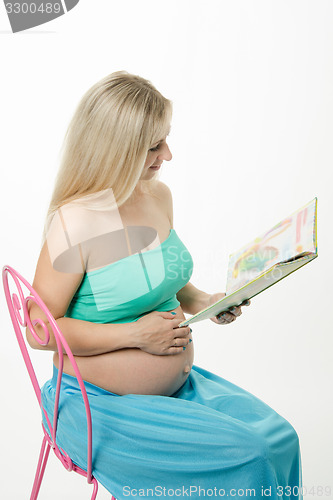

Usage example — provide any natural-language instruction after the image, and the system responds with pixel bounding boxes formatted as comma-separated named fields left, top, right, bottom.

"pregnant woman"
left=26, top=71, right=302, bottom=499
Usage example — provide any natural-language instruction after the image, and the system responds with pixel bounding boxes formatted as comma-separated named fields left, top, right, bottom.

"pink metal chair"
left=2, top=265, right=117, bottom=500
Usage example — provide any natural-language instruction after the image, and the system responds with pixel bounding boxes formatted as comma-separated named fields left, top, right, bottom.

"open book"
left=179, top=198, right=318, bottom=327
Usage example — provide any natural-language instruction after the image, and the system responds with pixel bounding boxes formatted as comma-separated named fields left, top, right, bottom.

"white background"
left=0, top=1, right=332, bottom=498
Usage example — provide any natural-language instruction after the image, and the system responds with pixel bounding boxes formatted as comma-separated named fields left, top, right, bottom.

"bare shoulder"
left=29, top=204, right=89, bottom=323
left=151, top=180, right=174, bottom=227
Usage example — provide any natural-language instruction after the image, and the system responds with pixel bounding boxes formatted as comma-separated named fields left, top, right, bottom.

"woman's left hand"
left=207, top=292, right=251, bottom=325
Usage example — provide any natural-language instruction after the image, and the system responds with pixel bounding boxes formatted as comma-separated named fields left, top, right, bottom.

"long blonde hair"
left=41, top=70, right=172, bottom=247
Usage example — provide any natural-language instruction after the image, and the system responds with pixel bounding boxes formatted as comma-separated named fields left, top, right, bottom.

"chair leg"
left=30, top=436, right=51, bottom=500
left=90, top=477, right=99, bottom=500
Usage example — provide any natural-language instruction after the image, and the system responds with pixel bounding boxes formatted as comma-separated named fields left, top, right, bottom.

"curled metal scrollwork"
left=25, top=295, right=50, bottom=346
left=6, top=268, right=51, bottom=346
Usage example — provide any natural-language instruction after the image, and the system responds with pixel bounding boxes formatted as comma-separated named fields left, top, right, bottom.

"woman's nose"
left=159, top=143, right=172, bottom=162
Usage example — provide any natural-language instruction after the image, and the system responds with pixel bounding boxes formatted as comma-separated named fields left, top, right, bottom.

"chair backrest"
left=2, top=264, right=95, bottom=484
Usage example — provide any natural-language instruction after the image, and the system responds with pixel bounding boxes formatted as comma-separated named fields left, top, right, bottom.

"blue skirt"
left=41, top=365, right=302, bottom=499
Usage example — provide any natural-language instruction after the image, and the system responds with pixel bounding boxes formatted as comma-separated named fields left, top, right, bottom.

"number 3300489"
left=5, top=3, right=61, bottom=14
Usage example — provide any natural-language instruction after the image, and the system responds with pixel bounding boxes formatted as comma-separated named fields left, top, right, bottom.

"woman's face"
left=140, top=130, right=173, bottom=180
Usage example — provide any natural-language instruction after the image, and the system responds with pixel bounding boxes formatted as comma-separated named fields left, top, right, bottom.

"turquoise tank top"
left=65, top=229, right=193, bottom=324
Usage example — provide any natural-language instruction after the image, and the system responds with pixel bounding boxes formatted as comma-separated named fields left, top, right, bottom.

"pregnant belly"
left=54, top=306, right=194, bottom=396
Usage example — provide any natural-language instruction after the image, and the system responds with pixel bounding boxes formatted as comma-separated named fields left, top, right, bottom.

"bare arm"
left=26, top=313, right=140, bottom=356
left=176, top=281, right=210, bottom=315
left=25, top=220, right=140, bottom=356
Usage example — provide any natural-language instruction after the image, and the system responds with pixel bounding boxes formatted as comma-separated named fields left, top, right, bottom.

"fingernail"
left=171, top=312, right=176, bottom=315
left=189, top=338, right=192, bottom=343
left=183, top=346, right=186, bottom=350
left=190, top=328, right=192, bottom=333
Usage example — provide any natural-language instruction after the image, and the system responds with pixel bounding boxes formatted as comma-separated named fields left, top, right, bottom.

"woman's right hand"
left=134, top=310, right=192, bottom=355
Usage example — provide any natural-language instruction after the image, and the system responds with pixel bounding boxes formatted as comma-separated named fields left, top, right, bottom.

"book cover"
left=179, top=198, right=317, bottom=327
